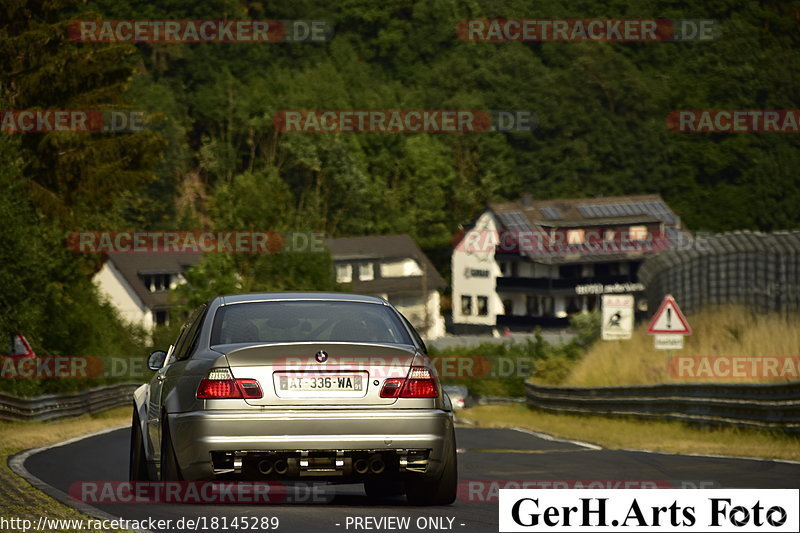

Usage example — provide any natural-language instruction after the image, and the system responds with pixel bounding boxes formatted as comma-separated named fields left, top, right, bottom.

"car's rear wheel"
left=364, top=478, right=405, bottom=500
left=405, top=429, right=457, bottom=505
left=129, top=405, right=149, bottom=481
left=160, top=417, right=183, bottom=481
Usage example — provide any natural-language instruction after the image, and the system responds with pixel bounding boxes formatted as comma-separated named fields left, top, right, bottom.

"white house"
left=93, top=252, right=202, bottom=329
left=452, top=194, right=686, bottom=333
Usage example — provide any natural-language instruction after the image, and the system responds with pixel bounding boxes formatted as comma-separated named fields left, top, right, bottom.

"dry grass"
left=459, top=404, right=800, bottom=462
left=0, top=406, right=130, bottom=532
left=562, top=305, right=800, bottom=386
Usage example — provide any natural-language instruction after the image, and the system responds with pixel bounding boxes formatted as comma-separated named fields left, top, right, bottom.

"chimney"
left=520, top=193, right=533, bottom=208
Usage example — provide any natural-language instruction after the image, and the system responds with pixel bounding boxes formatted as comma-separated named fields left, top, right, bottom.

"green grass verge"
left=458, top=404, right=800, bottom=462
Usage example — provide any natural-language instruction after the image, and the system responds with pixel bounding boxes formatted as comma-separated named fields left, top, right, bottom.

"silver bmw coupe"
left=130, top=292, right=457, bottom=505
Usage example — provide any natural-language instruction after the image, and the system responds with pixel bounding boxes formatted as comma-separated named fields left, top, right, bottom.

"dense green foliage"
left=1, top=0, right=164, bottom=377
left=1, top=0, right=799, bottom=393
left=85, top=0, right=800, bottom=239
left=430, top=330, right=587, bottom=397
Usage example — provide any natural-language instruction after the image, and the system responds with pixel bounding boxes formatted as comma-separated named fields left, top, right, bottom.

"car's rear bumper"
left=168, top=409, right=454, bottom=481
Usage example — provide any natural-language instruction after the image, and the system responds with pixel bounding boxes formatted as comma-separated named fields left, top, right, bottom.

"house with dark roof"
left=93, top=235, right=446, bottom=337
left=451, top=194, right=687, bottom=333
left=325, top=235, right=446, bottom=339
left=93, top=252, right=203, bottom=329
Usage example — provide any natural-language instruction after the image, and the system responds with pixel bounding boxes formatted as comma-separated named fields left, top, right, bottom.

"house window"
left=154, top=310, right=169, bottom=325
left=500, top=261, right=518, bottom=277
left=566, top=297, right=581, bottom=314
left=567, top=229, right=585, bottom=244
left=595, top=262, right=621, bottom=276
left=358, top=262, right=374, bottom=281
left=526, top=295, right=541, bottom=316
left=629, top=225, right=648, bottom=240
left=142, top=273, right=172, bottom=292
left=542, top=297, right=554, bottom=317
left=559, top=264, right=581, bottom=279
left=502, top=299, right=513, bottom=315
left=477, top=296, right=488, bottom=316
left=461, top=295, right=473, bottom=316
left=335, top=264, right=352, bottom=283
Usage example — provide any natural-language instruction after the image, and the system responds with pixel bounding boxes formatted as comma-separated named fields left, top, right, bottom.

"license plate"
left=279, top=374, right=363, bottom=392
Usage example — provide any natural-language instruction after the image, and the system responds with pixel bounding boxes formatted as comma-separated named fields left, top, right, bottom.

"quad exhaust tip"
left=257, top=459, right=273, bottom=475
left=353, top=458, right=369, bottom=475
left=273, top=459, right=289, bottom=475
left=368, top=455, right=385, bottom=474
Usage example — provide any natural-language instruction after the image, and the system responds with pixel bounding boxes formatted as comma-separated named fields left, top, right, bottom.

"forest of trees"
left=2, top=0, right=799, bottom=359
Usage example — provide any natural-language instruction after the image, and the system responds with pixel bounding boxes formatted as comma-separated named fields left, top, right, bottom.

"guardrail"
left=476, top=395, right=526, bottom=405
left=525, top=381, right=800, bottom=433
left=0, top=383, right=141, bottom=421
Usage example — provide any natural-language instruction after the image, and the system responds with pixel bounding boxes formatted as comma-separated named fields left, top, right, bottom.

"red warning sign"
left=647, top=295, right=691, bottom=335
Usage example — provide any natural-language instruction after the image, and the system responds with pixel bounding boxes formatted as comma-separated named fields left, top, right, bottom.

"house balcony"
left=496, top=274, right=638, bottom=294
left=495, top=314, right=570, bottom=331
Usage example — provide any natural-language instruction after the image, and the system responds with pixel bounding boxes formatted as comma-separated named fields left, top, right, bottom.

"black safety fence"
left=638, top=230, right=800, bottom=315
left=526, top=381, right=800, bottom=434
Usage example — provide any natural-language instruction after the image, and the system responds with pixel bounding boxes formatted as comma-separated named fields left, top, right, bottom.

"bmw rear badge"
left=315, top=350, right=328, bottom=363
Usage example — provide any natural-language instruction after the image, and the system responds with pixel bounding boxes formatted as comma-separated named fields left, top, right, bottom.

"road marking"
left=459, top=448, right=594, bottom=454
left=618, top=447, right=800, bottom=465
left=462, top=425, right=798, bottom=463
left=8, top=425, right=152, bottom=533
left=510, top=427, right=603, bottom=450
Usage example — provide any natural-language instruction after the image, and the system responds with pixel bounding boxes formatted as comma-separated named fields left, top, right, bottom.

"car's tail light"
left=197, top=368, right=263, bottom=399
left=401, top=366, right=439, bottom=397
left=379, top=367, right=439, bottom=398
left=380, top=378, right=404, bottom=398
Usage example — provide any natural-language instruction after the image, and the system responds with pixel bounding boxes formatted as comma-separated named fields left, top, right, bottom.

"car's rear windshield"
left=210, top=300, right=414, bottom=345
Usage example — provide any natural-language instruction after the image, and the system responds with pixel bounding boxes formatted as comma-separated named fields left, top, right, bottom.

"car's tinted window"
left=173, top=304, right=207, bottom=360
left=168, top=323, right=190, bottom=359
left=211, top=301, right=413, bottom=345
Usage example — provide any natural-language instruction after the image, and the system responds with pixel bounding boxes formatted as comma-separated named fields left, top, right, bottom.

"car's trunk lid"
left=221, top=342, right=419, bottom=406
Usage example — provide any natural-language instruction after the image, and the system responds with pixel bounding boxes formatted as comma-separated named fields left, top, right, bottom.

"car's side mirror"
left=147, top=350, right=167, bottom=371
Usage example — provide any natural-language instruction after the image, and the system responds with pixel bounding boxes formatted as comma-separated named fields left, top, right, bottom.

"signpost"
left=647, top=294, right=692, bottom=337
left=647, top=295, right=692, bottom=380
left=654, top=334, right=684, bottom=350
left=601, top=294, right=634, bottom=340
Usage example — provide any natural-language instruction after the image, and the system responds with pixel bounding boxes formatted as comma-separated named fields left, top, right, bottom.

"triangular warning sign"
left=647, top=295, right=691, bottom=335
left=8, top=333, right=35, bottom=357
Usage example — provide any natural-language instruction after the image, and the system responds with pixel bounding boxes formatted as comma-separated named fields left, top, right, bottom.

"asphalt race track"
left=21, top=426, right=800, bottom=532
